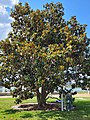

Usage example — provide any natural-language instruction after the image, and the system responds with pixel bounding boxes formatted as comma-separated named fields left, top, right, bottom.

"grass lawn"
left=0, top=96, right=90, bottom=120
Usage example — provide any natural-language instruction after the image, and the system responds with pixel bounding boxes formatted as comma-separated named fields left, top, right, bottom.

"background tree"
left=0, top=2, right=87, bottom=108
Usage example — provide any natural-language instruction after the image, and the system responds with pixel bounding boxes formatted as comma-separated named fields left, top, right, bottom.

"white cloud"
left=12, top=0, right=19, bottom=5
left=0, top=0, right=19, bottom=40
left=0, top=5, right=7, bottom=14
left=0, top=23, right=12, bottom=40
left=0, top=6, right=12, bottom=23
left=0, top=0, right=19, bottom=8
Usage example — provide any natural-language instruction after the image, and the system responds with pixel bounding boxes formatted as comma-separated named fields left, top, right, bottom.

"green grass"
left=0, top=97, right=90, bottom=120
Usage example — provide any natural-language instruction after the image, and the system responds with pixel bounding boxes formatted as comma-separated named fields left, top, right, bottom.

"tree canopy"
left=0, top=2, right=88, bottom=108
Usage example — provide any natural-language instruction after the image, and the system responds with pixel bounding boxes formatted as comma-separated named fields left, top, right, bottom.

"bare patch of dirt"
left=52, top=93, right=90, bottom=98
left=0, top=96, right=12, bottom=98
left=74, top=93, right=90, bottom=97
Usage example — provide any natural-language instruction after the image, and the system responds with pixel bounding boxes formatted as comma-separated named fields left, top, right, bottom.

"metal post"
left=61, top=93, right=64, bottom=111
left=2, top=87, right=5, bottom=92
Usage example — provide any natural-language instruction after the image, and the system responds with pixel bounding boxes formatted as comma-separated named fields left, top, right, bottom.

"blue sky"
left=0, top=0, right=90, bottom=40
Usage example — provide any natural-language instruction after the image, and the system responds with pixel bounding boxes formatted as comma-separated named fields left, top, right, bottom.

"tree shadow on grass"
left=2, top=109, right=20, bottom=115
left=20, top=101, right=90, bottom=120
left=20, top=110, right=90, bottom=120
left=20, top=110, right=62, bottom=120
left=2, top=109, right=33, bottom=120
left=20, top=113, right=33, bottom=119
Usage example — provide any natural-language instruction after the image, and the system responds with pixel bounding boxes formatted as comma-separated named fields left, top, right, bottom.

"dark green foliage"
left=0, top=2, right=88, bottom=107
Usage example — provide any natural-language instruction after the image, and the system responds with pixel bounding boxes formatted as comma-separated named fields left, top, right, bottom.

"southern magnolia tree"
left=0, top=2, right=87, bottom=107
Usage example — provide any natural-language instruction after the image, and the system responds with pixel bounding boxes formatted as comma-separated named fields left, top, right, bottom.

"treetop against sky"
left=0, top=0, right=90, bottom=40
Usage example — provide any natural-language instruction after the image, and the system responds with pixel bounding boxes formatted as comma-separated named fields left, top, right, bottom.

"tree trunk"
left=36, top=84, right=46, bottom=109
